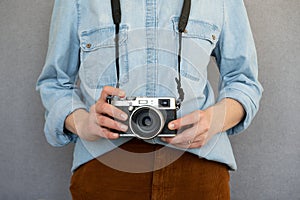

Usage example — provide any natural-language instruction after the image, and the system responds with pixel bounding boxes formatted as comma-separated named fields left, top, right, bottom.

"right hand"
left=75, top=86, right=128, bottom=141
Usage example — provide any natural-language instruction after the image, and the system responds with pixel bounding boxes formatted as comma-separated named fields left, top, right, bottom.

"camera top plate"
left=110, top=97, right=177, bottom=110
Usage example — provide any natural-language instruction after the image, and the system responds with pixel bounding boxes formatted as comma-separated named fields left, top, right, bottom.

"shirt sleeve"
left=212, top=0, right=263, bottom=135
left=36, top=0, right=87, bottom=147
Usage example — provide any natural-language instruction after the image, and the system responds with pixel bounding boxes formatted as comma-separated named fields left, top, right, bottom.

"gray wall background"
left=0, top=0, right=299, bottom=199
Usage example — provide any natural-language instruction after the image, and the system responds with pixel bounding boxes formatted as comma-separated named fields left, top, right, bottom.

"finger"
left=161, top=137, right=201, bottom=149
left=99, top=86, right=126, bottom=101
left=98, top=127, right=120, bottom=139
left=168, top=111, right=202, bottom=130
left=162, top=137, right=206, bottom=149
left=192, top=132, right=211, bottom=147
left=163, top=125, right=198, bottom=144
left=169, top=141, right=204, bottom=149
left=97, top=115, right=128, bottom=132
left=163, top=121, right=209, bottom=144
left=96, top=103, right=128, bottom=121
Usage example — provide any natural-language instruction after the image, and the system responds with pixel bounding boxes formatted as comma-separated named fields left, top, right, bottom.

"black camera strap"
left=176, top=0, right=191, bottom=104
left=111, top=0, right=191, bottom=104
left=111, top=0, right=122, bottom=88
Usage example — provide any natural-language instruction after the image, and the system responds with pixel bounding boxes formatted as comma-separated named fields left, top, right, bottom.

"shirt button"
left=212, top=35, right=216, bottom=40
left=86, top=43, right=92, bottom=48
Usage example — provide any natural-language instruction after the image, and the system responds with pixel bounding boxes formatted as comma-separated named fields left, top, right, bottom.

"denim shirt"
left=36, top=0, right=263, bottom=171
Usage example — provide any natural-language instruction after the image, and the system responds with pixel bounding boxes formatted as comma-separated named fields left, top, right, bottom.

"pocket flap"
left=80, top=24, right=128, bottom=51
left=172, top=17, right=220, bottom=44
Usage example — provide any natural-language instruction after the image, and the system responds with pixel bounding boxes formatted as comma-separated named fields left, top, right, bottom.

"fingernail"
left=168, top=123, right=175, bottom=130
left=120, top=124, right=128, bottom=131
left=111, top=133, right=119, bottom=138
left=118, top=91, right=126, bottom=97
left=120, top=113, right=128, bottom=120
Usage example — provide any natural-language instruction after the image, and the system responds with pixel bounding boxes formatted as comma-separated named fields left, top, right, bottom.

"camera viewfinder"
left=159, top=99, right=170, bottom=107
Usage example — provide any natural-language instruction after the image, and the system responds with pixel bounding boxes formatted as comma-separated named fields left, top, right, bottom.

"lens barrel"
left=129, top=106, right=165, bottom=139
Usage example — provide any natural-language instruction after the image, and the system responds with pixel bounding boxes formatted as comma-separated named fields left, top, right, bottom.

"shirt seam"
left=76, top=0, right=81, bottom=40
left=217, top=0, right=226, bottom=53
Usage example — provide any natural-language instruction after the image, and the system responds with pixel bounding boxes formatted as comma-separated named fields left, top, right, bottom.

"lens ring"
left=129, top=106, right=165, bottom=140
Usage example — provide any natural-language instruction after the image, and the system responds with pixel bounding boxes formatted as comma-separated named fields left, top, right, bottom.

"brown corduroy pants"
left=70, top=139, right=230, bottom=200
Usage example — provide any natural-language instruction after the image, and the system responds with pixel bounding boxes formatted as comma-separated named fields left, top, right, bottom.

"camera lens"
left=129, top=106, right=165, bottom=139
left=141, top=116, right=152, bottom=127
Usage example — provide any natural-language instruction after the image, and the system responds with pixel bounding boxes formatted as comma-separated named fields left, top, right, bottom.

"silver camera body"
left=109, top=97, right=178, bottom=140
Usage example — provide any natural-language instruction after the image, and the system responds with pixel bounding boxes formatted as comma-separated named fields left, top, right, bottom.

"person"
left=36, top=0, right=263, bottom=199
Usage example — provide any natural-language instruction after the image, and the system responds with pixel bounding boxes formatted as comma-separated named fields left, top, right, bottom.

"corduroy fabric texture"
left=70, top=139, right=230, bottom=200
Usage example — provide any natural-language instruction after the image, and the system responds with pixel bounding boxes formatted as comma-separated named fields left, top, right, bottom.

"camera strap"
left=111, top=0, right=191, bottom=104
left=176, top=0, right=191, bottom=104
left=111, top=0, right=122, bottom=88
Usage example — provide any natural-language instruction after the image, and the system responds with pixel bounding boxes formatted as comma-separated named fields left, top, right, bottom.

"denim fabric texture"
left=36, top=0, right=263, bottom=171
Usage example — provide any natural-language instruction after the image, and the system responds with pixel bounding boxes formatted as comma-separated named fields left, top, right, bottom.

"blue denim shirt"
left=37, top=0, right=263, bottom=171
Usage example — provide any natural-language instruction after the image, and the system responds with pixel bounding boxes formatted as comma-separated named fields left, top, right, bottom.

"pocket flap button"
left=86, top=43, right=92, bottom=48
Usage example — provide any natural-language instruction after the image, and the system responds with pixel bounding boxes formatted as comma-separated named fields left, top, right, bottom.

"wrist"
left=205, top=98, right=245, bottom=134
left=204, top=103, right=226, bottom=135
left=65, top=109, right=89, bottom=136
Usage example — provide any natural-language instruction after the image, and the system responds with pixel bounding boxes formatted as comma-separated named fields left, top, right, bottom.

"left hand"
left=162, top=109, right=216, bottom=149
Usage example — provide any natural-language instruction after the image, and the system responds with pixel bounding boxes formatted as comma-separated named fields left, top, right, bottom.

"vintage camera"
left=108, top=96, right=178, bottom=139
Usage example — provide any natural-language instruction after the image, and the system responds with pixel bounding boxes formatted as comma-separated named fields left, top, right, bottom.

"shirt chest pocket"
left=172, top=17, right=220, bottom=83
left=172, top=17, right=220, bottom=98
left=79, top=25, right=129, bottom=89
left=172, top=17, right=220, bottom=54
